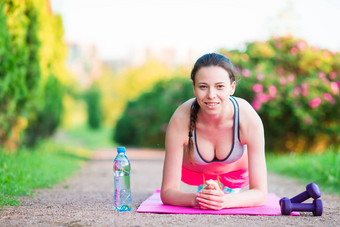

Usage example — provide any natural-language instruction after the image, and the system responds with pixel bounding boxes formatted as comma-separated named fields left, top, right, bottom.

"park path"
left=0, top=148, right=339, bottom=226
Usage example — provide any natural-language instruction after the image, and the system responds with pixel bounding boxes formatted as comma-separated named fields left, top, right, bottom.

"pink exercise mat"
left=136, top=189, right=299, bottom=215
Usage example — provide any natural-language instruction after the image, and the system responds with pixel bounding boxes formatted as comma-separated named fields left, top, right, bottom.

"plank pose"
left=161, top=53, right=267, bottom=210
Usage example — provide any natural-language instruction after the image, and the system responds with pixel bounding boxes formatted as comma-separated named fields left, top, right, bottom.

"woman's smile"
left=205, top=102, right=220, bottom=109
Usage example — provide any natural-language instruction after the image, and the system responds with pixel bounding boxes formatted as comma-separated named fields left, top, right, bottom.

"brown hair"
left=187, top=53, right=236, bottom=159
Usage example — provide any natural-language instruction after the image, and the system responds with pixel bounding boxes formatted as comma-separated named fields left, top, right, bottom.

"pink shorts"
left=181, top=166, right=249, bottom=189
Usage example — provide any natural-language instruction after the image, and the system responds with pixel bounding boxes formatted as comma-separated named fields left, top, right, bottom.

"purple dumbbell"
left=280, top=197, right=323, bottom=216
left=290, top=183, right=321, bottom=203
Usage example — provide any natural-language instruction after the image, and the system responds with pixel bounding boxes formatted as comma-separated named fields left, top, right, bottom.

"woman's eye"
left=199, top=86, right=207, bottom=89
left=217, top=85, right=224, bottom=89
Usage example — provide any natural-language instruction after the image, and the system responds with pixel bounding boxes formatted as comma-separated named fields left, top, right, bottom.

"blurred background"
left=1, top=0, right=340, bottom=205
left=1, top=0, right=339, bottom=153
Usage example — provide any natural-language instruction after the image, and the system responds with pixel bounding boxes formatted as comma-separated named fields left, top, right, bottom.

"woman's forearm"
left=223, top=188, right=267, bottom=208
left=161, top=188, right=198, bottom=207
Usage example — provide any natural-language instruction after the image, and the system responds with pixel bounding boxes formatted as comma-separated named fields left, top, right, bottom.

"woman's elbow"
left=257, top=190, right=267, bottom=206
left=160, top=189, right=171, bottom=205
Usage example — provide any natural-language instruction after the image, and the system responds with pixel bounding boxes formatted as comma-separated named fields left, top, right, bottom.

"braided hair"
left=187, top=53, right=236, bottom=159
left=187, top=99, right=200, bottom=160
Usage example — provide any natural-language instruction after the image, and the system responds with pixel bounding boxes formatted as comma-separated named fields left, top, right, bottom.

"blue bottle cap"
left=117, top=147, right=125, bottom=153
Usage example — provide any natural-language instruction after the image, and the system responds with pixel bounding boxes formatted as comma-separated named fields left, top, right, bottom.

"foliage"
left=0, top=141, right=91, bottom=208
left=114, top=77, right=193, bottom=148
left=220, top=35, right=340, bottom=152
left=266, top=146, right=340, bottom=196
left=0, top=0, right=68, bottom=150
left=97, top=60, right=176, bottom=127
left=24, top=76, right=64, bottom=146
left=84, top=86, right=102, bottom=129
left=0, top=1, right=31, bottom=150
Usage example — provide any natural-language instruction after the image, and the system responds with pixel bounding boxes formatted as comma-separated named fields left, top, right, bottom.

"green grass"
left=57, top=125, right=116, bottom=150
left=0, top=141, right=91, bottom=209
left=266, top=146, right=340, bottom=196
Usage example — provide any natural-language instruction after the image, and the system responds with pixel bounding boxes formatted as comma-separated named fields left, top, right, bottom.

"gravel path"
left=0, top=148, right=339, bottom=226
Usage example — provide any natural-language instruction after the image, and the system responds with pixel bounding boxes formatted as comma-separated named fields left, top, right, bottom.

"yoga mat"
left=137, top=189, right=299, bottom=216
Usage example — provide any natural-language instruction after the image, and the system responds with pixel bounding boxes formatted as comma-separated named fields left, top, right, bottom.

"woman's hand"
left=196, top=180, right=225, bottom=210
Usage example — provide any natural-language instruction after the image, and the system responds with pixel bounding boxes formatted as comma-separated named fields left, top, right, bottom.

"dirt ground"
left=0, top=148, right=339, bottom=227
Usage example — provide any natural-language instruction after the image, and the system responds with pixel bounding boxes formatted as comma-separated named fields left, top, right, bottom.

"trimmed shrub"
left=114, top=77, right=193, bottom=148
left=84, top=86, right=102, bottom=130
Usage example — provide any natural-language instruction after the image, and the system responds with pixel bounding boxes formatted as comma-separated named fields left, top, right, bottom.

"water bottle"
left=113, top=147, right=132, bottom=211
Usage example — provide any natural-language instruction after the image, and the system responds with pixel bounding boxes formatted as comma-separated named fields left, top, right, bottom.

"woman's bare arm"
left=160, top=100, right=198, bottom=207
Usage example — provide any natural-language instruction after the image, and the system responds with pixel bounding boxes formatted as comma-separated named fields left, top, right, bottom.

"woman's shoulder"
left=166, top=98, right=195, bottom=139
left=172, top=98, right=196, bottom=118
left=233, top=97, right=251, bottom=109
left=168, top=98, right=195, bottom=128
left=233, top=97, right=253, bottom=111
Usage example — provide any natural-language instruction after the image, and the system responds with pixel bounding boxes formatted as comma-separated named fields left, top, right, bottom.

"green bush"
left=0, top=1, right=32, bottom=149
left=84, top=86, right=102, bottom=130
left=0, top=1, right=67, bottom=150
left=221, top=35, right=340, bottom=152
left=114, top=77, right=193, bottom=148
left=24, top=75, right=64, bottom=146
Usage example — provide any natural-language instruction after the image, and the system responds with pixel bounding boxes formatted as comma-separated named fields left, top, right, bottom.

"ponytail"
left=187, top=99, right=200, bottom=160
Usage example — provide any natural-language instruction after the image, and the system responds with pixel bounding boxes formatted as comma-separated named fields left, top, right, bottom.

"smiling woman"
left=161, top=53, right=267, bottom=210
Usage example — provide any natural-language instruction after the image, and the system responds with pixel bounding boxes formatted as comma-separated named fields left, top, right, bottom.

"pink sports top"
left=192, top=96, right=247, bottom=165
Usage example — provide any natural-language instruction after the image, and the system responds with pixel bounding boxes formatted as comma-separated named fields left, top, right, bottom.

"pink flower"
left=329, top=72, right=336, bottom=80
left=279, top=76, right=286, bottom=86
left=318, top=72, right=326, bottom=79
left=256, top=73, right=265, bottom=81
left=308, top=97, right=322, bottom=109
left=323, top=93, right=333, bottom=102
left=251, top=99, right=261, bottom=111
left=268, top=85, right=277, bottom=99
left=257, top=93, right=270, bottom=103
left=287, top=74, right=296, bottom=83
left=242, top=69, right=251, bottom=78
left=252, top=83, right=264, bottom=93
left=290, top=47, right=298, bottom=56
left=293, top=86, right=301, bottom=98
left=330, top=82, right=339, bottom=95
left=297, top=41, right=307, bottom=51
left=301, top=82, right=309, bottom=97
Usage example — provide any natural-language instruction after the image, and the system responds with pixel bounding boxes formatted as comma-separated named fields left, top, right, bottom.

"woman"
left=161, top=53, right=267, bottom=210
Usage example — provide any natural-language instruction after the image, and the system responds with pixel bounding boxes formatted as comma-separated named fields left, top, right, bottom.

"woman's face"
left=193, top=66, right=236, bottom=114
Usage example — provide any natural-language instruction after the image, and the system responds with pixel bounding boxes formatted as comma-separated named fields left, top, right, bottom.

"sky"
left=50, top=0, right=340, bottom=61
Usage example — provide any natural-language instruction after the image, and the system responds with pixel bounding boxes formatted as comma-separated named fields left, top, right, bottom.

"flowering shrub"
left=221, top=35, right=340, bottom=153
